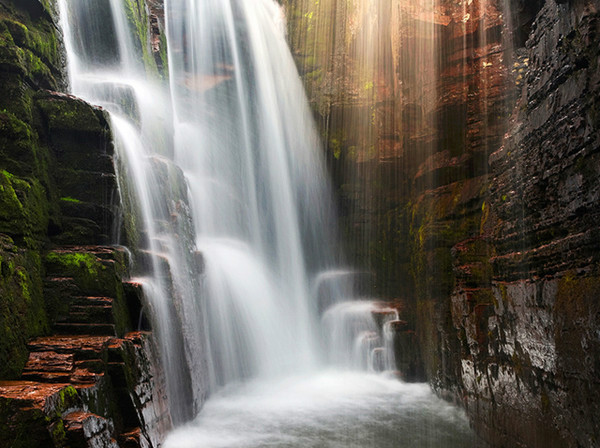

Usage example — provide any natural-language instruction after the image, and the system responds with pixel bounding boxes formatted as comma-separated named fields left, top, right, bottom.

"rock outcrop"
left=1, top=247, right=170, bottom=448
left=0, top=0, right=171, bottom=446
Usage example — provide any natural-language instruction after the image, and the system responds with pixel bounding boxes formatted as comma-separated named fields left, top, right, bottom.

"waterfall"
left=55, top=0, right=481, bottom=445
left=164, top=0, right=342, bottom=385
left=57, top=0, right=366, bottom=422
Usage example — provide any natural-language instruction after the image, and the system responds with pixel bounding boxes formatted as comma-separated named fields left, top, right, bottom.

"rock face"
left=0, top=0, right=171, bottom=446
left=455, top=1, right=600, bottom=446
left=286, top=0, right=600, bottom=446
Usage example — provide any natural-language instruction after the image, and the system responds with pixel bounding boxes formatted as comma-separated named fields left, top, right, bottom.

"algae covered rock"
left=0, top=235, right=48, bottom=379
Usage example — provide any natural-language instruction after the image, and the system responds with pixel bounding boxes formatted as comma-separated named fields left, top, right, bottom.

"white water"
left=165, top=372, right=475, bottom=448
left=322, top=301, right=398, bottom=371
left=58, top=0, right=476, bottom=444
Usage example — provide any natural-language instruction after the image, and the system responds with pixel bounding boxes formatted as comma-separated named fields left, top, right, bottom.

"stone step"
left=106, top=361, right=127, bottom=386
left=0, top=380, right=81, bottom=413
left=70, top=368, right=103, bottom=385
left=54, top=322, right=116, bottom=336
left=23, top=351, right=74, bottom=373
left=44, top=276, right=78, bottom=289
left=21, top=370, right=73, bottom=383
left=28, top=335, right=115, bottom=359
left=22, top=351, right=75, bottom=383
left=0, top=381, right=83, bottom=447
left=71, top=296, right=114, bottom=307
left=74, top=359, right=105, bottom=373
left=23, top=368, right=104, bottom=386
left=68, top=305, right=114, bottom=323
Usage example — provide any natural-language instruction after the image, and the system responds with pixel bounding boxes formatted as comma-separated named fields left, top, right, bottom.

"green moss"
left=56, top=386, right=79, bottom=412
left=0, top=170, right=49, bottom=245
left=46, top=251, right=103, bottom=277
left=16, top=269, right=30, bottom=302
left=122, top=0, right=159, bottom=77
left=36, top=94, right=105, bottom=133
left=59, top=196, right=81, bottom=203
left=0, top=18, right=58, bottom=90
left=328, top=129, right=347, bottom=160
left=158, top=31, right=168, bottom=75
left=0, top=111, right=33, bottom=147
left=50, top=419, right=66, bottom=446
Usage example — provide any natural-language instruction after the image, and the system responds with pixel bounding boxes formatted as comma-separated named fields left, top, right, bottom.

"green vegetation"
left=60, top=196, right=81, bottom=203
left=123, top=0, right=160, bottom=77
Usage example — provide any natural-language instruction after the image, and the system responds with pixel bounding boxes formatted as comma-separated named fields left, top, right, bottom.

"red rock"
left=23, top=351, right=74, bottom=373
left=70, top=368, right=104, bottom=385
left=28, top=335, right=115, bottom=356
left=0, top=381, right=76, bottom=412
left=120, top=427, right=143, bottom=448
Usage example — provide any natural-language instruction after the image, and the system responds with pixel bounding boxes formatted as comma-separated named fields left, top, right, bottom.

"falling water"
left=58, top=0, right=477, bottom=445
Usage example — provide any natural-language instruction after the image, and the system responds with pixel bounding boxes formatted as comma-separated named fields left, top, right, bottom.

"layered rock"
left=0, top=0, right=171, bottom=446
left=1, top=246, right=171, bottom=448
left=451, top=1, right=600, bottom=445
left=287, top=0, right=600, bottom=446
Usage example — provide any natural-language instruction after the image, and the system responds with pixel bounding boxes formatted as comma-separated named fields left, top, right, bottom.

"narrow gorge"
left=0, top=0, right=598, bottom=447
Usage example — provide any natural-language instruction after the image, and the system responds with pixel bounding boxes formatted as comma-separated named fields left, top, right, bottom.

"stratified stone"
left=0, top=381, right=81, bottom=447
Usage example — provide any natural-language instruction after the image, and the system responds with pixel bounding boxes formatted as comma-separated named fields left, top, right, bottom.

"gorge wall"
left=0, top=0, right=170, bottom=446
left=285, top=0, right=600, bottom=446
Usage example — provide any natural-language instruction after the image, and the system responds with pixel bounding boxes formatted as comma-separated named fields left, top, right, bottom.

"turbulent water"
left=58, top=0, right=477, bottom=445
left=165, top=372, right=476, bottom=448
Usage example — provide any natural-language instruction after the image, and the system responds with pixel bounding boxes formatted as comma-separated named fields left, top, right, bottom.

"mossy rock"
left=0, top=383, right=81, bottom=448
left=2, top=16, right=61, bottom=70
left=52, top=217, right=109, bottom=246
left=45, top=250, right=118, bottom=296
left=56, top=200, right=116, bottom=246
left=35, top=92, right=114, bottom=173
left=35, top=91, right=107, bottom=134
left=0, top=170, right=49, bottom=243
left=11, top=0, right=55, bottom=22
left=44, top=248, right=132, bottom=336
left=0, top=400, right=54, bottom=448
left=122, top=0, right=159, bottom=77
left=0, top=20, right=58, bottom=90
left=0, top=74, right=34, bottom=123
left=0, top=234, right=49, bottom=379
left=55, top=169, right=117, bottom=205
left=0, top=110, right=38, bottom=174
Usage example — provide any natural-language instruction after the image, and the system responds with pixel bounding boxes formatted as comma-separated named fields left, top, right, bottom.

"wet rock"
left=443, top=1, right=600, bottom=446
left=0, top=381, right=81, bottom=447
left=370, top=308, right=398, bottom=329
left=288, top=0, right=600, bottom=445
left=62, top=411, right=119, bottom=448
left=0, top=0, right=169, bottom=445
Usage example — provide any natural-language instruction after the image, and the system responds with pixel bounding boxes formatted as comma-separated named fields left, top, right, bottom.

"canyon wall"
left=285, top=0, right=600, bottom=446
left=0, top=0, right=170, bottom=446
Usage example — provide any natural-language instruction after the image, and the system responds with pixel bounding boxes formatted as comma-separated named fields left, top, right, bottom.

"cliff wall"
left=0, top=0, right=170, bottom=446
left=286, top=0, right=600, bottom=446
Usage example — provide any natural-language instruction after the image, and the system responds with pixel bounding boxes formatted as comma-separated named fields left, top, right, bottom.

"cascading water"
left=322, top=301, right=398, bottom=371
left=58, top=0, right=477, bottom=445
left=58, top=0, right=207, bottom=423
left=164, top=0, right=343, bottom=386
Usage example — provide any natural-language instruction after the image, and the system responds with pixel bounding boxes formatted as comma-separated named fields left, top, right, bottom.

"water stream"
left=57, top=0, right=477, bottom=445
